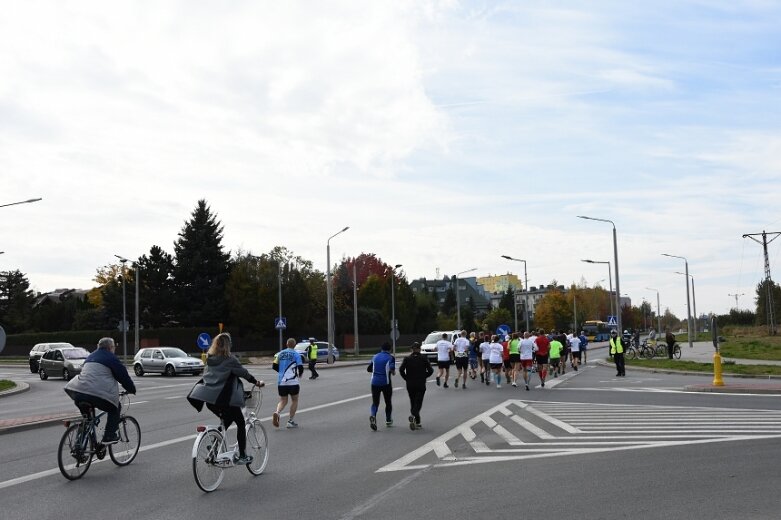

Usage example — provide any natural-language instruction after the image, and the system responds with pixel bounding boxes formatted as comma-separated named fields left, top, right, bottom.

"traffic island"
left=685, top=383, right=781, bottom=395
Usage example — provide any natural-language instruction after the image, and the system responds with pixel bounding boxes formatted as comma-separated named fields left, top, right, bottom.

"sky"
left=1, top=0, right=780, bottom=321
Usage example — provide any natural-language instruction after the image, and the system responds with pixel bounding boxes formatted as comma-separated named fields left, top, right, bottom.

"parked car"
left=29, top=342, right=74, bottom=373
left=420, top=331, right=462, bottom=361
left=133, top=347, right=204, bottom=377
left=294, top=340, right=340, bottom=364
left=38, top=346, right=90, bottom=381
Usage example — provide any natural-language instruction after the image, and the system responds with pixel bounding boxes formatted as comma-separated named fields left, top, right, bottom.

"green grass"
left=719, top=337, right=781, bottom=361
left=0, top=380, right=16, bottom=392
left=623, top=358, right=781, bottom=376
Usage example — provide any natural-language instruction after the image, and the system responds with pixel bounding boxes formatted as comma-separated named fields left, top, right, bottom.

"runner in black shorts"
left=278, top=385, right=300, bottom=396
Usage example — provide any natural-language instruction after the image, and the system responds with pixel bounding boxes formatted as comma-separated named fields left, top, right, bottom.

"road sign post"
left=197, top=332, right=212, bottom=363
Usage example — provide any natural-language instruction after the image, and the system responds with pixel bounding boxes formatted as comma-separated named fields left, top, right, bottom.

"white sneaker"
left=286, top=420, right=298, bottom=429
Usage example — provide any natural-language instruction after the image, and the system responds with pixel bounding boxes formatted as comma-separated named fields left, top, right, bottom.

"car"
left=420, top=331, right=462, bottom=361
left=29, top=342, right=74, bottom=373
left=133, top=347, right=204, bottom=377
left=294, top=340, right=340, bottom=364
left=38, top=346, right=90, bottom=381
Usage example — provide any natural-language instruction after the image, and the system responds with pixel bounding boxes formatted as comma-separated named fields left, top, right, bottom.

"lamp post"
left=662, top=253, right=693, bottom=349
left=578, top=216, right=621, bottom=334
left=581, top=259, right=614, bottom=322
left=277, top=261, right=283, bottom=351
left=353, top=261, right=359, bottom=355
left=675, top=271, right=697, bottom=337
left=390, top=264, right=402, bottom=355
left=114, top=255, right=129, bottom=363
left=455, top=268, right=477, bottom=330
left=646, top=287, right=661, bottom=334
left=134, top=262, right=140, bottom=353
left=0, top=197, right=42, bottom=209
left=326, top=226, right=349, bottom=357
left=500, top=256, right=530, bottom=332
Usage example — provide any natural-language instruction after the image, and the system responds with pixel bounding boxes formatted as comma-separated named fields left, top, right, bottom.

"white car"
left=420, top=331, right=462, bottom=361
left=133, top=347, right=204, bottom=377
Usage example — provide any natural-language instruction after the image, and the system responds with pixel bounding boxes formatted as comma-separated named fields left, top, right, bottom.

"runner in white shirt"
left=479, top=337, right=491, bottom=386
left=569, top=332, right=581, bottom=371
left=435, top=333, right=453, bottom=388
left=452, top=331, right=471, bottom=389
left=488, top=335, right=505, bottom=388
left=519, top=332, right=535, bottom=391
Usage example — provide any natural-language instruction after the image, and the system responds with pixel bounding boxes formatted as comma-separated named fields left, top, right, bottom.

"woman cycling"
left=188, top=333, right=263, bottom=465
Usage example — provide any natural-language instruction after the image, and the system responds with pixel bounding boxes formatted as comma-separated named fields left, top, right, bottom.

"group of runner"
left=434, top=329, right=589, bottom=391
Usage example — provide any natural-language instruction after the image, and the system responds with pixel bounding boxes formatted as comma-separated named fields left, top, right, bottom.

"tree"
left=442, top=281, right=456, bottom=315
left=755, top=279, right=781, bottom=332
left=0, top=270, right=34, bottom=333
left=136, top=245, right=175, bottom=328
left=172, top=200, right=231, bottom=326
left=534, top=288, right=571, bottom=331
left=414, top=288, right=439, bottom=333
left=499, top=288, right=515, bottom=313
left=482, top=308, right=513, bottom=333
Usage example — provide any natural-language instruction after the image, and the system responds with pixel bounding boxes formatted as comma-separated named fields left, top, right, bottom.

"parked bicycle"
left=57, top=391, right=140, bottom=480
left=625, top=338, right=656, bottom=360
left=192, top=385, right=269, bottom=492
left=657, top=342, right=682, bottom=359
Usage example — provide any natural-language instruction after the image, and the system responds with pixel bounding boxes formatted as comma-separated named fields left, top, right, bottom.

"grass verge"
left=623, top=358, right=781, bottom=376
left=0, top=380, right=16, bottom=392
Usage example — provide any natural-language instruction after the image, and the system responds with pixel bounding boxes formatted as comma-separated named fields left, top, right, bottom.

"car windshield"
left=63, top=348, right=90, bottom=360
left=161, top=348, right=188, bottom=358
left=423, top=333, right=441, bottom=344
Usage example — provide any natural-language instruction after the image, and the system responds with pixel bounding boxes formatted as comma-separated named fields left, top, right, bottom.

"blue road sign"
left=197, top=332, right=212, bottom=351
left=607, top=316, right=618, bottom=327
left=496, top=324, right=512, bottom=338
left=275, top=317, right=287, bottom=330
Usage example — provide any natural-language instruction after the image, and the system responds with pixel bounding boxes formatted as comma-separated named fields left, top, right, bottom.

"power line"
left=743, top=230, right=780, bottom=335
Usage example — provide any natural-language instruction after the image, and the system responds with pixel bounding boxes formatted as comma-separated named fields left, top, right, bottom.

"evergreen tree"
left=137, top=245, right=176, bottom=328
left=499, top=288, right=515, bottom=313
left=172, top=200, right=231, bottom=326
left=0, top=270, right=34, bottom=333
left=755, top=279, right=781, bottom=332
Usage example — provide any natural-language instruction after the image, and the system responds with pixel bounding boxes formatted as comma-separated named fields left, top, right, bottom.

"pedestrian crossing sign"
left=607, top=316, right=617, bottom=326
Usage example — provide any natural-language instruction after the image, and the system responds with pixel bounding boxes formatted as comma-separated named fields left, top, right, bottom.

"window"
left=153, top=351, right=163, bottom=360
left=141, top=350, right=152, bottom=359
left=54, top=351, right=63, bottom=361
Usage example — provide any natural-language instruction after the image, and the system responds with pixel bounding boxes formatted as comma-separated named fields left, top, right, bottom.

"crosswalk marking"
left=378, top=399, right=781, bottom=472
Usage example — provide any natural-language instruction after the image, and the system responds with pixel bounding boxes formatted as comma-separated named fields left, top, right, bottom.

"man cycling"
left=64, top=337, right=136, bottom=444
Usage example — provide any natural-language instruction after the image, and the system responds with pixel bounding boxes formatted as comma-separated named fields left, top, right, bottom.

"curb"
left=684, top=385, right=781, bottom=394
left=0, top=413, right=79, bottom=434
left=0, top=380, right=30, bottom=398
left=596, top=360, right=781, bottom=380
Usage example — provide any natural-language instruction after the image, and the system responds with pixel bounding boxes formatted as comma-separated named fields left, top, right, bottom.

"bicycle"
left=57, top=391, right=141, bottom=480
left=656, top=342, right=682, bottom=359
left=192, top=385, right=269, bottom=492
left=625, top=339, right=655, bottom=360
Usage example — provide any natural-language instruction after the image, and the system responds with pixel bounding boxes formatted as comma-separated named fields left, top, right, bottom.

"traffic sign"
left=607, top=316, right=617, bottom=327
left=197, top=332, right=212, bottom=351
left=496, top=324, right=512, bottom=338
left=390, top=329, right=400, bottom=341
left=275, top=317, right=287, bottom=330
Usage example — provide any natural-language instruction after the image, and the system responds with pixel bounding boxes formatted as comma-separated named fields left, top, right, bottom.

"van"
left=419, top=331, right=462, bottom=361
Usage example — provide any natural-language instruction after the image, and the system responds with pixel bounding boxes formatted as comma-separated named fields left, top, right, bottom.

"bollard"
left=711, top=316, right=724, bottom=386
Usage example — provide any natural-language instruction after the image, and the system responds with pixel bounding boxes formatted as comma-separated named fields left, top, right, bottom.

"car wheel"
left=134, top=364, right=144, bottom=377
left=29, top=360, right=38, bottom=373
left=63, top=368, right=71, bottom=381
left=164, top=365, right=176, bottom=377
left=39, top=368, right=48, bottom=380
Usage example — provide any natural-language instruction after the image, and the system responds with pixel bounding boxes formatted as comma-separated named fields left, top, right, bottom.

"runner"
left=519, top=332, right=535, bottom=391
left=367, top=342, right=395, bottom=430
left=489, top=335, right=505, bottom=388
left=468, top=332, right=479, bottom=381
left=549, top=334, right=563, bottom=377
left=480, top=334, right=492, bottom=386
left=508, top=333, right=521, bottom=387
left=557, top=330, right=569, bottom=374
left=272, top=338, right=305, bottom=428
left=569, top=331, right=581, bottom=371
left=501, top=335, right=512, bottom=384
left=533, top=329, right=550, bottom=388
left=578, top=330, right=589, bottom=365
left=452, top=330, right=471, bottom=389
left=435, top=333, right=452, bottom=388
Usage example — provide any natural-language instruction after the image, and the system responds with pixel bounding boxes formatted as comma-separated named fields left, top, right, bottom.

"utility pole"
left=743, top=230, right=780, bottom=335
left=728, top=293, right=745, bottom=310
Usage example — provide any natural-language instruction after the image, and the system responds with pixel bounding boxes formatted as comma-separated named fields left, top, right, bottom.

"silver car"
left=38, top=346, right=90, bottom=381
left=294, top=341, right=340, bottom=363
left=133, top=347, right=204, bottom=377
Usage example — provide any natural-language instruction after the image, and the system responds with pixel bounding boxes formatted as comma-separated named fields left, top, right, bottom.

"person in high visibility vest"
left=306, top=337, right=319, bottom=380
left=609, top=329, right=626, bottom=377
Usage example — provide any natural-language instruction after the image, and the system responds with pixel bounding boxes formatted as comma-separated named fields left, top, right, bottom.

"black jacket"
left=399, top=353, right=434, bottom=388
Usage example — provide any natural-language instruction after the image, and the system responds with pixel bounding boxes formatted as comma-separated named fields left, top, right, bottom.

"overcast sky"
left=2, top=0, right=780, bottom=320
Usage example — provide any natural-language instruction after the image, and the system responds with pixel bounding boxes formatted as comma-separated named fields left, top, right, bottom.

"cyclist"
left=64, top=337, right=136, bottom=445
left=188, top=332, right=264, bottom=465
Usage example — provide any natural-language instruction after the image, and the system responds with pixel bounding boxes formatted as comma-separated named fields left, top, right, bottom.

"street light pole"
left=578, top=216, right=621, bottom=333
left=114, top=255, right=129, bottom=363
left=581, top=259, right=614, bottom=323
left=500, top=256, right=530, bottom=332
left=134, top=263, right=139, bottom=354
left=646, top=287, right=661, bottom=334
left=326, top=226, right=349, bottom=355
left=353, top=261, right=359, bottom=355
left=0, top=197, right=42, bottom=209
left=278, top=261, right=283, bottom=351
left=675, top=271, right=697, bottom=337
left=455, top=268, right=478, bottom=331
left=662, top=253, right=693, bottom=349
left=390, top=264, right=402, bottom=356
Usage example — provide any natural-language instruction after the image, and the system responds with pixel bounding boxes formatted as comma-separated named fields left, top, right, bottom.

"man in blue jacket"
left=65, top=337, right=136, bottom=444
left=367, top=342, right=395, bottom=431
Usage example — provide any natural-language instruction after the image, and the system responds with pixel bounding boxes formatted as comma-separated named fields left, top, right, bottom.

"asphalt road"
left=2, top=362, right=781, bottom=520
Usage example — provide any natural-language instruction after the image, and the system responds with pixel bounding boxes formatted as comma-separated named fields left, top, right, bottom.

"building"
left=476, top=273, right=522, bottom=294
left=410, top=276, right=490, bottom=314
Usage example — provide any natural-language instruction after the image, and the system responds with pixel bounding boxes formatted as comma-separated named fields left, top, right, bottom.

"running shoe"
left=235, top=454, right=254, bottom=465
left=385, top=420, right=393, bottom=427
left=511, top=382, right=517, bottom=387
left=496, top=384, right=501, bottom=389
left=370, top=416, right=377, bottom=431
left=462, top=384, right=467, bottom=389
left=436, top=377, right=441, bottom=386
left=525, top=384, right=530, bottom=391
left=409, top=416, right=416, bottom=430
left=272, top=412, right=280, bottom=428
left=286, top=420, right=299, bottom=429
left=443, top=382, right=449, bottom=388
left=455, top=379, right=459, bottom=388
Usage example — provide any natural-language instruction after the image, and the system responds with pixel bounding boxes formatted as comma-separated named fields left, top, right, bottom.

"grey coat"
left=188, top=355, right=257, bottom=409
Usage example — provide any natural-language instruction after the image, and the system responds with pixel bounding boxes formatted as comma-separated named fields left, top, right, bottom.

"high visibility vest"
left=609, top=337, right=624, bottom=354
left=308, top=343, right=318, bottom=360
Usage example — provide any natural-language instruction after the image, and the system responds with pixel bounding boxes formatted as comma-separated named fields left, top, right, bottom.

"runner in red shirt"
left=533, top=330, right=551, bottom=388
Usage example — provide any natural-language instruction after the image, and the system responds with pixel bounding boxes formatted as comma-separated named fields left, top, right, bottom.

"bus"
left=582, top=320, right=611, bottom=342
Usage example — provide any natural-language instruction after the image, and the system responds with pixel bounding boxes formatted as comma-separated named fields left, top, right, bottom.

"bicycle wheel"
left=193, top=430, right=225, bottom=492
left=674, top=345, right=681, bottom=359
left=246, top=422, right=269, bottom=476
left=643, top=347, right=655, bottom=359
left=625, top=347, right=637, bottom=360
left=656, top=345, right=667, bottom=357
left=58, top=423, right=92, bottom=480
left=110, top=416, right=141, bottom=466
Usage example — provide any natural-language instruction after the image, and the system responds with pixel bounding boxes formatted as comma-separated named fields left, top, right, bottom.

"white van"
left=419, top=331, right=462, bottom=361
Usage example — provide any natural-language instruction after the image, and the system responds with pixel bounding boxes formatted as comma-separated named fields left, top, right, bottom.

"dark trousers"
left=70, top=391, right=119, bottom=439
left=308, top=360, right=319, bottom=378
left=667, top=343, right=675, bottom=359
left=614, top=352, right=625, bottom=376
left=370, top=384, right=393, bottom=420
left=406, top=386, right=426, bottom=423
left=206, top=403, right=247, bottom=456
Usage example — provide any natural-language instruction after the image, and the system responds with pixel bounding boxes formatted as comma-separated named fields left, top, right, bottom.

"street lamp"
left=581, top=259, right=614, bottom=323
left=353, top=260, right=360, bottom=355
left=662, top=253, right=693, bottom=349
left=578, top=216, right=621, bottom=334
left=0, top=197, right=42, bottom=209
left=390, top=264, right=403, bottom=356
left=501, top=255, right=530, bottom=332
left=114, top=255, right=129, bottom=363
left=646, top=287, right=662, bottom=335
left=326, top=226, right=349, bottom=358
left=675, top=271, right=697, bottom=337
left=455, top=268, right=477, bottom=330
